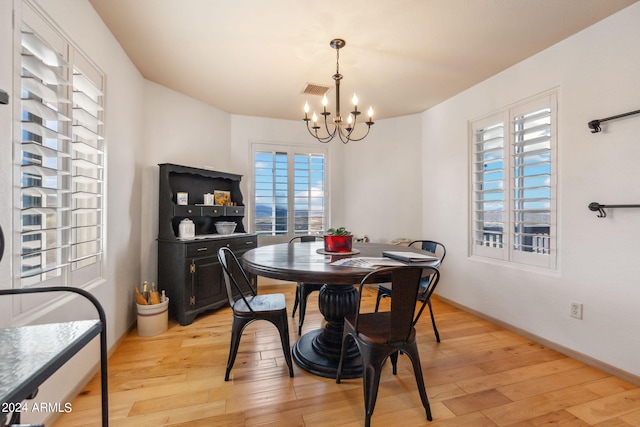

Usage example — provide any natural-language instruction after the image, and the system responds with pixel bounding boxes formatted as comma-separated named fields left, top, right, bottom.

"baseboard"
left=436, top=295, right=640, bottom=387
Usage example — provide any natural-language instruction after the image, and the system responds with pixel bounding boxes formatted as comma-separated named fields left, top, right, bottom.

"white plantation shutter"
left=293, top=153, right=325, bottom=235
left=17, top=5, right=105, bottom=289
left=510, top=95, right=556, bottom=268
left=470, top=93, right=556, bottom=269
left=19, top=24, right=72, bottom=287
left=254, top=150, right=289, bottom=235
left=253, top=144, right=327, bottom=237
left=472, top=116, right=506, bottom=260
left=70, top=56, right=104, bottom=277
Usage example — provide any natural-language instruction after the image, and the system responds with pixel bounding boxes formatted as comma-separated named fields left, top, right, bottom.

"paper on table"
left=330, top=258, right=376, bottom=268
left=382, top=251, right=439, bottom=262
left=359, top=257, right=405, bottom=266
left=330, top=257, right=405, bottom=268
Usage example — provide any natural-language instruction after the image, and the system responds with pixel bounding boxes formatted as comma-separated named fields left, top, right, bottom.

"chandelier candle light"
left=303, top=39, right=374, bottom=144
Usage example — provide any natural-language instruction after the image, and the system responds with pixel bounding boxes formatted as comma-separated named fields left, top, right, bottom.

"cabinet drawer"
left=185, top=240, right=225, bottom=257
left=224, top=206, right=245, bottom=216
left=202, top=206, right=223, bottom=216
left=225, top=236, right=257, bottom=251
left=184, top=235, right=257, bottom=257
left=174, top=205, right=200, bottom=216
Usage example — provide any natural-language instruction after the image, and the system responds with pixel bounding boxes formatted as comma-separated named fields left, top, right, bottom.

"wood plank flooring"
left=54, top=280, right=640, bottom=426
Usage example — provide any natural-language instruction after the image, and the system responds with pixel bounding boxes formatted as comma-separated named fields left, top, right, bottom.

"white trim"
left=469, top=90, right=558, bottom=270
left=250, top=141, right=328, bottom=241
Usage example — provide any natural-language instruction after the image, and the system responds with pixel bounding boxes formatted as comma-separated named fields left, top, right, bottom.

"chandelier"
left=302, top=39, right=374, bottom=144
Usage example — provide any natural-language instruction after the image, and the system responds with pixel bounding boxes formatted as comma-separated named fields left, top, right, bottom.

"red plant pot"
left=324, top=235, right=353, bottom=253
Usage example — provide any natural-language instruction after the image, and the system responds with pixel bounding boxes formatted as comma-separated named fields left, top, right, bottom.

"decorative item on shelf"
left=324, top=227, right=353, bottom=253
left=215, top=221, right=237, bottom=235
left=214, top=190, right=231, bottom=206
left=178, top=218, right=195, bottom=239
left=302, top=38, right=374, bottom=144
left=177, top=192, right=188, bottom=205
left=203, top=193, right=214, bottom=205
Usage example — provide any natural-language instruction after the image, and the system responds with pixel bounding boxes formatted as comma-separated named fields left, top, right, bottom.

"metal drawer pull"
left=245, top=241, right=255, bottom=245
left=197, top=247, right=208, bottom=252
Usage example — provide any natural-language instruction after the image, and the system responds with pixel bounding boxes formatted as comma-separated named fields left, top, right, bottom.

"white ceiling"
left=89, top=0, right=637, bottom=121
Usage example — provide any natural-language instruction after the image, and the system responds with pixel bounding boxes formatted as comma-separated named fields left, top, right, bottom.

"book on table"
left=382, top=251, right=439, bottom=262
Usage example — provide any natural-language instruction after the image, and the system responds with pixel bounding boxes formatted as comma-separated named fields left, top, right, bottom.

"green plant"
left=326, top=227, right=351, bottom=236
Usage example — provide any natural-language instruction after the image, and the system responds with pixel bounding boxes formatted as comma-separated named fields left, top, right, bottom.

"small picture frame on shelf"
left=214, top=190, right=231, bottom=206
left=176, top=192, right=188, bottom=205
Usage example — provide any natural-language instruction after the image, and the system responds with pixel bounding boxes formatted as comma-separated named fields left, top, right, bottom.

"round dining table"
left=241, top=241, right=438, bottom=379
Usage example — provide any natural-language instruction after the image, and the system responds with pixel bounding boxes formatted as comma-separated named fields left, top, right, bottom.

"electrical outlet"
left=570, top=301, right=583, bottom=319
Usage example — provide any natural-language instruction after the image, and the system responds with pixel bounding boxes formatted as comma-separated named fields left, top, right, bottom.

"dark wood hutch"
left=157, top=163, right=257, bottom=325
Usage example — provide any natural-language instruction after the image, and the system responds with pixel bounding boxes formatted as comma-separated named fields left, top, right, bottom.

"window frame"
left=13, top=1, right=105, bottom=295
left=470, top=92, right=557, bottom=270
left=250, top=142, right=328, bottom=240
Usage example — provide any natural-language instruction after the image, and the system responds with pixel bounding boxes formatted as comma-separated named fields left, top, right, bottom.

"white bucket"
left=137, top=298, right=169, bottom=337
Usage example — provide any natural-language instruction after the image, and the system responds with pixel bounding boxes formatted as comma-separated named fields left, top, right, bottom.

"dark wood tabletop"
left=241, top=241, right=435, bottom=284
left=240, top=241, right=439, bottom=378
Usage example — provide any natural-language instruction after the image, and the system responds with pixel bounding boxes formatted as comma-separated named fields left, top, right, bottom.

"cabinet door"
left=190, top=256, right=225, bottom=309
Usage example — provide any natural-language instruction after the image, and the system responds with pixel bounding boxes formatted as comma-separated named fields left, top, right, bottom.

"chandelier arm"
left=305, top=120, right=336, bottom=143
left=336, top=112, right=374, bottom=142
left=340, top=125, right=372, bottom=143
left=323, top=114, right=337, bottom=137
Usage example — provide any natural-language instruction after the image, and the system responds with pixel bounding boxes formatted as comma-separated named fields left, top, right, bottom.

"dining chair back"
left=412, top=240, right=446, bottom=263
left=289, top=235, right=325, bottom=334
left=375, top=240, right=446, bottom=342
left=218, top=247, right=294, bottom=381
left=336, top=266, right=439, bottom=426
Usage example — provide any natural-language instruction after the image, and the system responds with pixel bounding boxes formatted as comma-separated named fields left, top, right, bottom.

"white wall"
left=140, top=80, right=232, bottom=284
left=420, top=3, right=640, bottom=377
left=342, top=114, right=424, bottom=242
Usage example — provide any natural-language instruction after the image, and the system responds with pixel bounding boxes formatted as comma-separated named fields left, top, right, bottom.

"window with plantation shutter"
left=17, top=4, right=105, bottom=289
left=254, top=150, right=289, bottom=235
left=70, top=55, right=104, bottom=277
left=472, top=118, right=505, bottom=253
left=253, top=144, right=326, bottom=237
left=293, top=153, right=325, bottom=235
left=470, top=92, right=557, bottom=269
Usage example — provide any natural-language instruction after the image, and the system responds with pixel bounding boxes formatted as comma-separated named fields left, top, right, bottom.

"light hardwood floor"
left=54, top=280, right=640, bottom=426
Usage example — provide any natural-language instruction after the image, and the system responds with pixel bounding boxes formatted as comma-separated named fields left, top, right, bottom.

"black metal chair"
left=336, top=266, right=439, bottom=426
left=289, top=235, right=325, bottom=335
left=218, top=247, right=294, bottom=381
left=375, top=240, right=446, bottom=342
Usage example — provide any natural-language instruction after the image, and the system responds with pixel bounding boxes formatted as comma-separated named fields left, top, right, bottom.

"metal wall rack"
left=588, top=202, right=640, bottom=218
left=588, top=108, right=640, bottom=133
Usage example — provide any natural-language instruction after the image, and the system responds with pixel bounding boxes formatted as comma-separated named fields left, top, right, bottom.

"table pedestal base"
left=292, top=284, right=362, bottom=378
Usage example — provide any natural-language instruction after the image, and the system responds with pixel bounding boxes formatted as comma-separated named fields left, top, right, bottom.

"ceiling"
left=88, top=0, right=637, bottom=121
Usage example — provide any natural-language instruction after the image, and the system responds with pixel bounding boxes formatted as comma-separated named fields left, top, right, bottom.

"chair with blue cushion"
left=218, top=247, right=294, bottom=380
left=375, top=240, right=446, bottom=342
